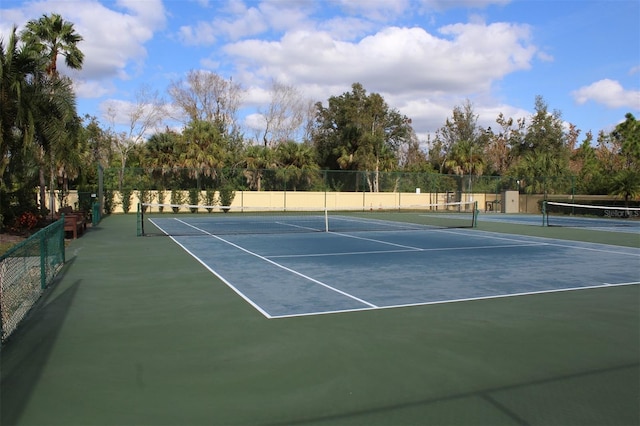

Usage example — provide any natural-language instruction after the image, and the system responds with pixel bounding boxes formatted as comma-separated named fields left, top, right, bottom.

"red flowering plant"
left=14, top=211, right=39, bottom=232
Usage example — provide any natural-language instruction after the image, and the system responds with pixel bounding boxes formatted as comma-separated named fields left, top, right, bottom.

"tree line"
left=1, top=14, right=639, bottom=230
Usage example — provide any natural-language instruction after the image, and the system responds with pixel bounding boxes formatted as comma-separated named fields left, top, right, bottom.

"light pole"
left=468, top=144, right=473, bottom=203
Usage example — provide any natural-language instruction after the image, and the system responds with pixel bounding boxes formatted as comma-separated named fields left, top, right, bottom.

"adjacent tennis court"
left=148, top=215, right=640, bottom=319
left=480, top=204, right=640, bottom=234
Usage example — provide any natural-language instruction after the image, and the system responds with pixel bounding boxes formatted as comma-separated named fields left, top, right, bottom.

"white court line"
left=330, top=215, right=438, bottom=230
left=330, top=231, right=424, bottom=250
left=271, top=281, right=640, bottom=319
left=174, top=219, right=379, bottom=310
left=441, top=228, right=640, bottom=257
left=540, top=241, right=640, bottom=257
left=149, top=219, right=273, bottom=318
left=267, top=243, right=548, bottom=259
left=274, top=221, right=324, bottom=232
left=268, top=248, right=419, bottom=259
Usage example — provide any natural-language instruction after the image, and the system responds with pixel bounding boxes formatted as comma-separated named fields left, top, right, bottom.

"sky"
left=1, top=0, right=639, bottom=145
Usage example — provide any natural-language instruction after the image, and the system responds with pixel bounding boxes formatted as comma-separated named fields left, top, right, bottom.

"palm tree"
left=179, top=120, right=227, bottom=188
left=30, top=69, right=80, bottom=213
left=0, top=27, right=51, bottom=225
left=0, top=27, right=43, bottom=180
left=143, top=131, right=182, bottom=182
left=20, top=13, right=84, bottom=213
left=444, top=140, right=485, bottom=200
left=243, top=145, right=276, bottom=191
left=51, top=112, right=84, bottom=207
left=275, top=140, right=320, bottom=191
left=21, top=13, right=84, bottom=78
left=610, top=169, right=640, bottom=208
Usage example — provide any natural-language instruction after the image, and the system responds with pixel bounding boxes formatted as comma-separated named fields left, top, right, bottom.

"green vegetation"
left=2, top=14, right=639, bottom=231
left=0, top=239, right=18, bottom=255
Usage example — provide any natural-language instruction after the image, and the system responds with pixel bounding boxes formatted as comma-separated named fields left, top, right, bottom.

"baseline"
left=271, top=281, right=640, bottom=319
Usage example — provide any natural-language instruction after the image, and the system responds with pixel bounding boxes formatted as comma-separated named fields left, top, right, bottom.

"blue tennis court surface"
left=151, top=218, right=640, bottom=318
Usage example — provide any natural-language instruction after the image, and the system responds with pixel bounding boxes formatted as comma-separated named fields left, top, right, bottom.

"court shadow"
left=0, top=269, right=81, bottom=425
left=266, top=362, right=639, bottom=426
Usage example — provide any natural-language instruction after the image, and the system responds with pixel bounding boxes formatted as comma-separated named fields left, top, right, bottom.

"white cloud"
left=318, top=16, right=375, bottom=40
left=572, top=79, right=640, bottom=109
left=178, top=0, right=315, bottom=45
left=221, top=19, right=539, bottom=139
left=243, top=85, right=272, bottom=107
left=116, top=0, right=166, bottom=28
left=396, top=98, right=454, bottom=140
left=223, top=0, right=249, bottom=15
left=215, top=6, right=269, bottom=40
left=536, top=51, right=554, bottom=62
left=200, top=56, right=222, bottom=70
left=438, top=22, right=535, bottom=72
left=0, top=7, right=28, bottom=36
left=178, top=22, right=217, bottom=46
left=225, top=22, right=537, bottom=97
left=258, top=1, right=316, bottom=33
left=74, top=79, right=112, bottom=99
left=244, top=112, right=267, bottom=132
left=389, top=95, right=530, bottom=142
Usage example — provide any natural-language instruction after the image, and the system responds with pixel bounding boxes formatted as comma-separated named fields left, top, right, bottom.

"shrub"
left=170, top=189, right=185, bottom=213
left=137, top=188, right=152, bottom=211
left=202, top=189, right=217, bottom=213
left=121, top=188, right=133, bottom=213
left=103, top=190, right=115, bottom=214
left=188, top=188, right=199, bottom=213
left=157, top=189, right=166, bottom=212
left=219, top=185, right=235, bottom=213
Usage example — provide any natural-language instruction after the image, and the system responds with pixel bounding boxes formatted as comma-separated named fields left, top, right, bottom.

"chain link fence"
left=99, top=167, right=575, bottom=194
left=1, top=218, right=65, bottom=343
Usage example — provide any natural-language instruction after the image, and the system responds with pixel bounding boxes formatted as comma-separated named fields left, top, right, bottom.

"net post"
left=473, top=201, right=479, bottom=228
left=324, top=208, right=329, bottom=232
left=541, top=201, right=547, bottom=226
left=137, top=203, right=144, bottom=236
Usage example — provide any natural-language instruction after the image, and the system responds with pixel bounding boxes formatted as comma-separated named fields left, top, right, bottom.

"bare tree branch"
left=168, top=70, right=243, bottom=135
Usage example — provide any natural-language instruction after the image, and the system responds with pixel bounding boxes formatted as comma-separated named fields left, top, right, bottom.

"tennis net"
left=543, top=201, right=640, bottom=228
left=137, top=201, right=478, bottom=236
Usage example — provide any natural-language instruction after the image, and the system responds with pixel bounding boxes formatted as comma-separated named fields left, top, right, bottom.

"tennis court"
left=1, top=208, right=638, bottom=425
left=149, top=215, right=640, bottom=319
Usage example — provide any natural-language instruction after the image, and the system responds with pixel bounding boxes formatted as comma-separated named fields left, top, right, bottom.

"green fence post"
left=40, top=227, right=47, bottom=290
left=60, top=217, right=66, bottom=264
left=137, top=203, right=142, bottom=237
left=92, top=201, right=98, bottom=226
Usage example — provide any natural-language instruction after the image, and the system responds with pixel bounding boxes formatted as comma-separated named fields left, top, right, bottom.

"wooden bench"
left=59, top=207, right=87, bottom=239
